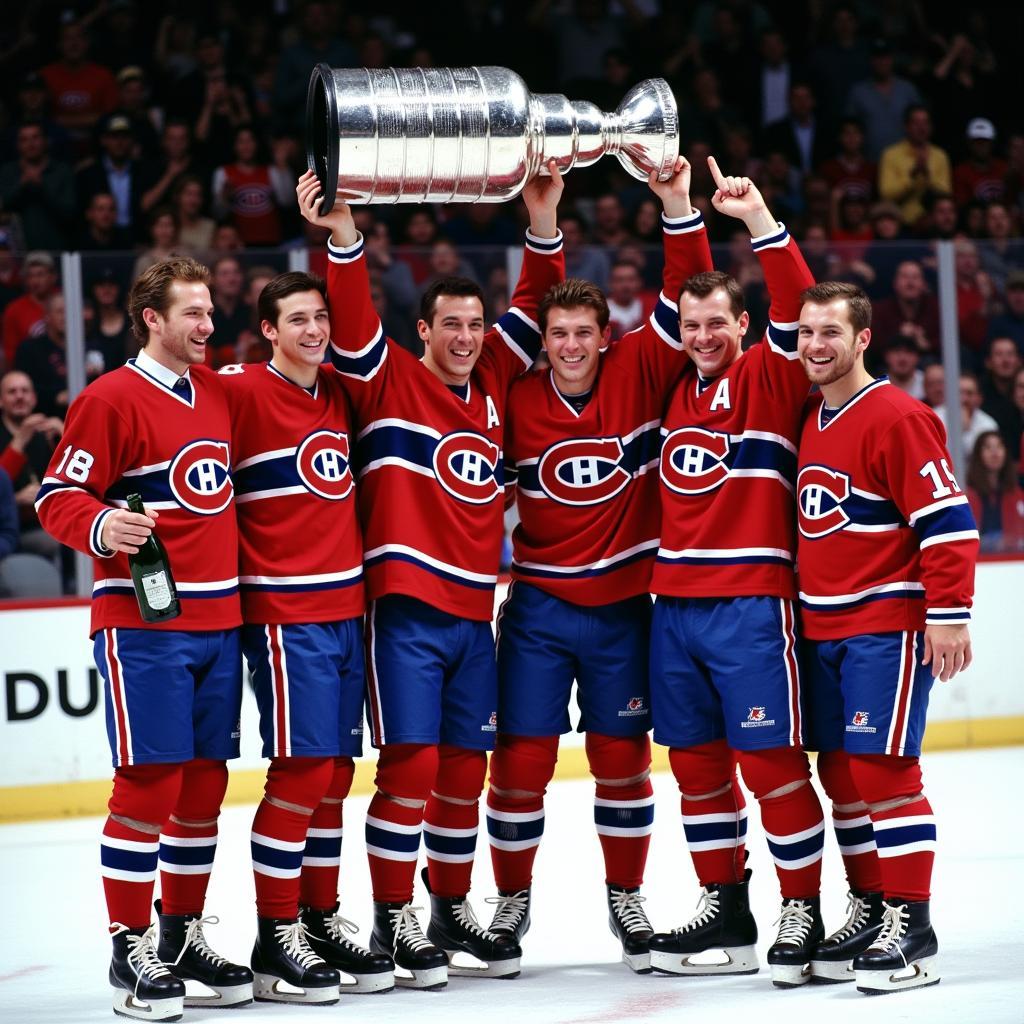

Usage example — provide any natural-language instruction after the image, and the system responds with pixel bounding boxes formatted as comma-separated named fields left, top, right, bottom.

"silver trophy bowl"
left=306, top=64, right=679, bottom=210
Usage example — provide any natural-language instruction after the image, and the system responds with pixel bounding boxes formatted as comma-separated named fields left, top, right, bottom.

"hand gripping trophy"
left=305, top=63, right=679, bottom=209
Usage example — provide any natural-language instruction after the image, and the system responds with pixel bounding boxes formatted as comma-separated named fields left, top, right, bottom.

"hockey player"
left=35, top=257, right=252, bottom=1020
left=217, top=271, right=394, bottom=1002
left=296, top=165, right=564, bottom=987
left=645, top=160, right=828, bottom=986
left=486, top=157, right=705, bottom=973
left=795, top=281, right=977, bottom=993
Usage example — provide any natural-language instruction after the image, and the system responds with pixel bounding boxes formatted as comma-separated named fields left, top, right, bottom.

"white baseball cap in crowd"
left=966, top=118, right=996, bottom=140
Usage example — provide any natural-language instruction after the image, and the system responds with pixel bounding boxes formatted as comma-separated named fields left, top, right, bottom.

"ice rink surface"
left=2, top=746, right=1022, bottom=1024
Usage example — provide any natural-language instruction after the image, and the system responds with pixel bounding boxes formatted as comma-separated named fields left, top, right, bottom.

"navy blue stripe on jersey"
left=327, top=236, right=364, bottom=263
left=233, top=455, right=297, bottom=495
left=92, top=580, right=239, bottom=599
left=798, top=583, right=925, bottom=612
left=354, top=423, right=438, bottom=477
left=925, top=608, right=971, bottom=623
left=837, top=490, right=904, bottom=528
left=658, top=551, right=792, bottom=567
left=495, top=306, right=542, bottom=367
left=513, top=542, right=657, bottom=580
left=364, top=548, right=496, bottom=590
left=751, top=223, right=789, bottom=251
left=728, top=434, right=798, bottom=484
left=661, top=210, right=704, bottom=234
left=330, top=324, right=387, bottom=381
left=105, top=469, right=175, bottom=505
left=766, top=318, right=799, bottom=356
left=652, top=294, right=683, bottom=346
left=912, top=499, right=978, bottom=547
left=422, top=824, right=478, bottom=861
left=514, top=422, right=661, bottom=496
left=240, top=575, right=361, bottom=593
left=524, top=229, right=564, bottom=254
left=34, top=479, right=80, bottom=508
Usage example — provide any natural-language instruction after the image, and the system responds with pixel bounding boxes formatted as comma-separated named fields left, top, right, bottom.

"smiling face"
left=798, top=298, right=870, bottom=387
left=418, top=294, right=486, bottom=386
left=144, top=280, right=215, bottom=370
left=678, top=287, right=748, bottom=378
left=263, top=290, right=329, bottom=373
left=544, top=306, right=605, bottom=395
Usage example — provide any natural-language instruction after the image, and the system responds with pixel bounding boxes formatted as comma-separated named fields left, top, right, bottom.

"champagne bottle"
left=126, top=493, right=181, bottom=623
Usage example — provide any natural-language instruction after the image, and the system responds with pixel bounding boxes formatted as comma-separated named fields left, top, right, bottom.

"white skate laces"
left=676, top=886, right=721, bottom=933
left=610, top=890, right=652, bottom=934
left=485, top=891, right=529, bottom=932
left=175, top=915, right=228, bottom=967
left=826, top=892, right=870, bottom=944
left=325, top=911, right=366, bottom=953
left=390, top=905, right=435, bottom=953
left=275, top=921, right=324, bottom=970
left=867, top=903, right=910, bottom=964
left=773, top=900, right=815, bottom=946
left=111, top=922, right=174, bottom=997
left=453, top=897, right=498, bottom=939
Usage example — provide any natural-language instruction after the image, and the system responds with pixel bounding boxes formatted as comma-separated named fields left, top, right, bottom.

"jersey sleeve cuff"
left=90, top=508, right=116, bottom=558
left=750, top=221, right=790, bottom=251
left=925, top=606, right=971, bottom=625
left=661, top=210, right=704, bottom=233
left=327, top=232, right=365, bottom=263
left=525, top=229, right=563, bottom=254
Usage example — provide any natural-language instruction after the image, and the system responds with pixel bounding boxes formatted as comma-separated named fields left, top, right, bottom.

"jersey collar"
left=267, top=361, right=319, bottom=399
left=128, top=348, right=195, bottom=408
left=818, top=376, right=889, bottom=431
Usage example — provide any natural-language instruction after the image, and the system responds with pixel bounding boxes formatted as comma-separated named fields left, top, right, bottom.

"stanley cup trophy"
left=305, top=64, right=679, bottom=211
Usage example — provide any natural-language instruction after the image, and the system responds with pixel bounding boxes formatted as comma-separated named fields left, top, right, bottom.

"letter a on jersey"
left=709, top=377, right=731, bottom=411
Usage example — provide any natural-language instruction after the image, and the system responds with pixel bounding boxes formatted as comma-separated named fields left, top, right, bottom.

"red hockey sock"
left=103, top=764, right=183, bottom=929
left=251, top=757, right=335, bottom=920
left=424, top=745, right=487, bottom=898
left=817, top=749, right=883, bottom=893
left=848, top=754, right=935, bottom=901
left=486, top=734, right=558, bottom=893
left=159, top=758, right=228, bottom=916
left=588, top=733, right=653, bottom=889
left=669, top=742, right=746, bottom=887
left=301, top=757, right=354, bottom=910
left=366, top=744, right=438, bottom=904
left=738, top=747, right=824, bottom=899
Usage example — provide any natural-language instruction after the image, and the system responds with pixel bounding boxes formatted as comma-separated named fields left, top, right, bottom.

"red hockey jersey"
left=652, top=224, right=815, bottom=600
left=219, top=361, right=364, bottom=625
left=506, top=211, right=710, bottom=605
left=326, top=229, right=564, bottom=621
left=35, top=350, right=240, bottom=635
left=797, top=378, right=979, bottom=639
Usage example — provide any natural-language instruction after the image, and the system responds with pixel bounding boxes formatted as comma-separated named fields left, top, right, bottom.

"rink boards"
left=1, top=560, right=1022, bottom=822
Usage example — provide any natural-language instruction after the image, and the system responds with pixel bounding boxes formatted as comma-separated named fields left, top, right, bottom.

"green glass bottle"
left=126, top=493, right=181, bottom=623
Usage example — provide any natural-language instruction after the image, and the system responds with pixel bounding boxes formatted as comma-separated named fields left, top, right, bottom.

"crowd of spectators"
left=2, top=0, right=1024, bottom=583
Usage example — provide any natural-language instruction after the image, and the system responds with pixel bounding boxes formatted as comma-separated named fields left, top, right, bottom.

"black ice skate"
left=648, top=868, right=759, bottom=976
left=485, top=887, right=532, bottom=943
left=110, top=923, right=185, bottom=1022
left=251, top=916, right=340, bottom=1004
left=300, top=903, right=395, bottom=994
left=607, top=885, right=654, bottom=973
left=370, top=900, right=448, bottom=990
left=767, top=896, right=824, bottom=988
left=810, top=890, right=885, bottom=983
left=422, top=867, right=522, bottom=978
left=854, top=900, right=940, bottom=995
left=155, top=900, right=253, bottom=1007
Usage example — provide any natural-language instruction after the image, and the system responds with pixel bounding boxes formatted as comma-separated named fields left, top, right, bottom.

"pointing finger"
left=707, top=155, right=726, bottom=188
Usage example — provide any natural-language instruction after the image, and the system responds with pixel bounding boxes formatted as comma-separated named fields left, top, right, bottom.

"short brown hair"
left=679, top=271, right=744, bottom=318
left=800, top=281, right=872, bottom=334
left=419, top=276, right=485, bottom=324
left=128, top=256, right=211, bottom=343
left=258, top=271, right=327, bottom=328
left=538, top=278, right=609, bottom=333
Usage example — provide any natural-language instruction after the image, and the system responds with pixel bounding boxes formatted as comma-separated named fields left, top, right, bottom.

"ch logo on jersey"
left=537, top=437, right=630, bottom=506
left=432, top=431, right=501, bottom=505
left=169, top=439, right=232, bottom=515
left=296, top=430, right=353, bottom=500
left=798, top=464, right=851, bottom=538
left=660, top=427, right=731, bottom=495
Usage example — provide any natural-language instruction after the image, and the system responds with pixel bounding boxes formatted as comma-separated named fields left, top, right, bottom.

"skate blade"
left=445, top=950, right=521, bottom=979
left=769, top=962, right=813, bottom=988
left=253, top=972, right=339, bottom=1004
left=810, top=958, right=855, bottom=984
left=856, top=956, right=940, bottom=995
left=651, top=945, right=759, bottom=977
left=622, top=950, right=652, bottom=974
left=394, top=964, right=448, bottom=990
left=112, top=988, right=184, bottom=1021
left=339, top=969, right=396, bottom=994
left=182, top=980, right=253, bottom=1007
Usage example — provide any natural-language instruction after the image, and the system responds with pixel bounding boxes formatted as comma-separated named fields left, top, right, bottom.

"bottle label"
left=141, top=571, right=172, bottom=611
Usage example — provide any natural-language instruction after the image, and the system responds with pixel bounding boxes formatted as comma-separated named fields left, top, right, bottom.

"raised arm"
left=297, top=170, right=387, bottom=392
